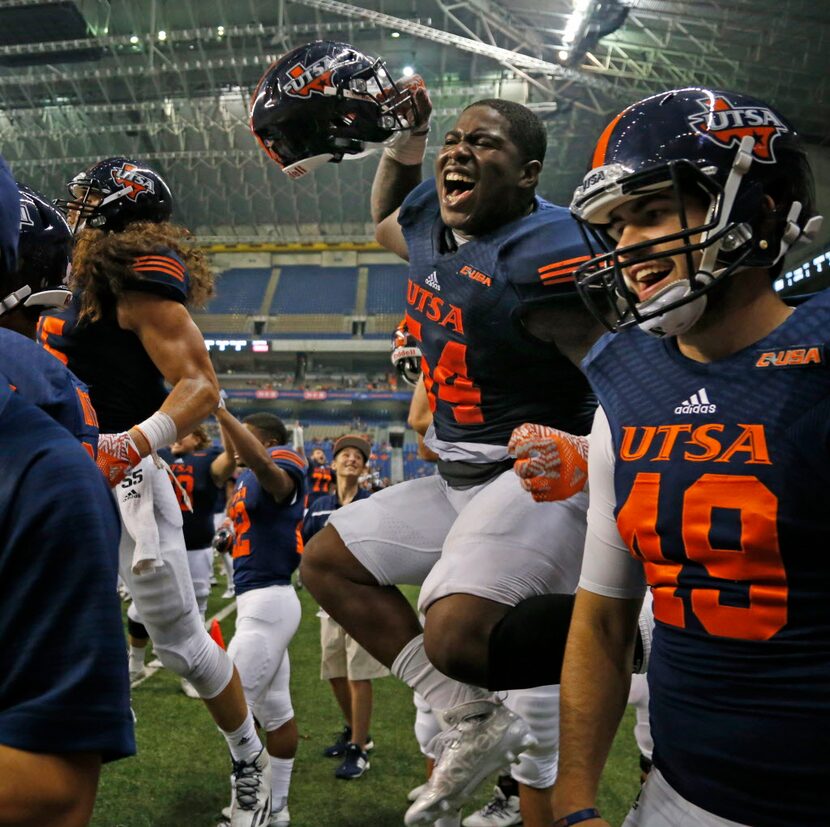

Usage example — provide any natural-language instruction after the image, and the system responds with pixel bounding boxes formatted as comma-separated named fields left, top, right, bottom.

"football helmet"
left=1, top=184, right=72, bottom=319
left=391, top=321, right=422, bottom=386
left=0, top=155, right=18, bottom=279
left=250, top=40, right=419, bottom=179
left=570, top=88, right=822, bottom=337
left=56, top=157, right=173, bottom=235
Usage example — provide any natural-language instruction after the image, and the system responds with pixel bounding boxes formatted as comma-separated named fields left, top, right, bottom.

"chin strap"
left=775, top=202, right=823, bottom=264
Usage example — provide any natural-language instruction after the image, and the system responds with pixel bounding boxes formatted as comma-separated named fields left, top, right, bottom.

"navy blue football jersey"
left=160, top=445, right=222, bottom=549
left=230, top=446, right=306, bottom=595
left=398, top=180, right=595, bottom=448
left=584, top=290, right=830, bottom=826
left=0, top=379, right=134, bottom=761
left=0, top=328, right=98, bottom=457
left=37, top=248, right=190, bottom=432
left=305, top=461, right=334, bottom=509
left=301, top=487, right=371, bottom=544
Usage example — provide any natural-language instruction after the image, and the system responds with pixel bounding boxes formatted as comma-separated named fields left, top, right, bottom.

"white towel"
left=117, top=455, right=164, bottom=575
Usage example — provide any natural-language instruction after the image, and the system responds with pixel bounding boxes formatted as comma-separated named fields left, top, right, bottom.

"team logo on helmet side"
left=283, top=55, right=335, bottom=99
left=688, top=95, right=789, bottom=163
left=111, top=163, right=156, bottom=201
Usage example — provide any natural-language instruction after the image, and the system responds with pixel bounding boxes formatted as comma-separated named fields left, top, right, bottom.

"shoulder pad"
left=501, top=205, right=592, bottom=305
left=127, top=248, right=190, bottom=303
left=398, top=179, right=439, bottom=229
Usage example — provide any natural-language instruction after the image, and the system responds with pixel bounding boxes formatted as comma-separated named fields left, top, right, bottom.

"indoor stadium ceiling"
left=0, top=0, right=828, bottom=244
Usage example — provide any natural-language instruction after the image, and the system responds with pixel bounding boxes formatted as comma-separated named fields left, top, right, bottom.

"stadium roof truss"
left=0, top=0, right=827, bottom=244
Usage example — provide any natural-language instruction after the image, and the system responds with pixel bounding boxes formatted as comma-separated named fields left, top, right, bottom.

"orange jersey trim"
left=271, top=450, right=306, bottom=471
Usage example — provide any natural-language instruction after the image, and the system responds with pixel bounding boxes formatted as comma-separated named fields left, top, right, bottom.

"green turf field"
left=92, top=580, right=642, bottom=827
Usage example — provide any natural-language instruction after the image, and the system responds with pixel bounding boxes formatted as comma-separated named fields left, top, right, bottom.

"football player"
left=545, top=89, right=826, bottom=827
left=0, top=158, right=134, bottom=826
left=305, top=446, right=333, bottom=509
left=0, top=184, right=98, bottom=456
left=251, top=43, right=605, bottom=824
left=43, top=157, right=271, bottom=826
left=214, top=410, right=306, bottom=827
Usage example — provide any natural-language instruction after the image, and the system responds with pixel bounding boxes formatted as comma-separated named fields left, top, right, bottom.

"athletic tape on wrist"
left=384, top=128, right=429, bottom=166
left=134, top=411, right=178, bottom=453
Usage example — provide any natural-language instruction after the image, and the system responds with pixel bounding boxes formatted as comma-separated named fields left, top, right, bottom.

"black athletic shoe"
left=335, top=743, right=370, bottom=780
left=323, top=725, right=352, bottom=758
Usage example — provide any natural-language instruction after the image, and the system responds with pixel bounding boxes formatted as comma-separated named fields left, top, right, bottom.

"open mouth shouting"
left=441, top=168, right=477, bottom=210
left=625, top=259, right=677, bottom=303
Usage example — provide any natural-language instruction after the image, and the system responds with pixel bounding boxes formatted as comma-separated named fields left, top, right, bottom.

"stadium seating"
left=365, top=264, right=409, bottom=315
left=271, top=266, right=359, bottom=314
left=205, top=268, right=271, bottom=314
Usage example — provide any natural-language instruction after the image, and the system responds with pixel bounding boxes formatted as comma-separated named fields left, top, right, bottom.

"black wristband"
left=553, top=808, right=601, bottom=827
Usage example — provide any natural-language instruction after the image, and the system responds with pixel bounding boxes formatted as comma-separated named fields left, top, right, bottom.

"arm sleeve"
left=578, top=405, right=648, bottom=599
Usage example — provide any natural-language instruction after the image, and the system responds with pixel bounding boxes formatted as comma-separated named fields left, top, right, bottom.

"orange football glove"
left=508, top=423, right=589, bottom=503
left=96, top=431, right=142, bottom=487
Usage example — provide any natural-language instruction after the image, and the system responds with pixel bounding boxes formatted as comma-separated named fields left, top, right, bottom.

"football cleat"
left=268, top=805, right=290, bottom=826
left=229, top=747, right=272, bottom=827
left=461, top=786, right=522, bottom=827
left=404, top=700, right=535, bottom=826
left=180, top=678, right=201, bottom=699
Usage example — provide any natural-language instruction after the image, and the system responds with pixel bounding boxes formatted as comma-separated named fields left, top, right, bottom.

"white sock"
left=221, top=711, right=261, bottom=763
left=222, top=552, right=234, bottom=583
left=391, top=634, right=492, bottom=713
left=270, top=756, right=294, bottom=812
left=129, top=645, right=146, bottom=672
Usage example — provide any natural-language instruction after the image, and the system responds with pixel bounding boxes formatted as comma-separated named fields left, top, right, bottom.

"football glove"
left=508, top=423, right=589, bottom=503
left=96, top=431, right=142, bottom=488
left=211, top=520, right=235, bottom=555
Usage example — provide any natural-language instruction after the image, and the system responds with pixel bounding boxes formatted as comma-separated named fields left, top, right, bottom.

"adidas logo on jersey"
left=425, top=271, right=441, bottom=291
left=124, top=489, right=141, bottom=501
left=675, top=387, right=716, bottom=415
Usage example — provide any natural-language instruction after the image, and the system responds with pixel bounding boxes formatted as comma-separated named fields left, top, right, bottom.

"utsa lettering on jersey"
left=550, top=88, right=826, bottom=827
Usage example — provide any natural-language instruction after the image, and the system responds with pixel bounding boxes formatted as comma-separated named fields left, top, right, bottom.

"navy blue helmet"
left=1, top=184, right=72, bottom=320
left=250, top=40, right=419, bottom=179
left=570, top=88, right=822, bottom=336
left=56, top=156, right=173, bottom=235
left=0, top=155, right=18, bottom=279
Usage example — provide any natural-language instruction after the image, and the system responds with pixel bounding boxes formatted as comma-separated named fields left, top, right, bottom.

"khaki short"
left=319, top=615, right=390, bottom=681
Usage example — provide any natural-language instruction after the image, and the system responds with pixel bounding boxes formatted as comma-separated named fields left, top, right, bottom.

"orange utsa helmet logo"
left=689, top=96, right=789, bottom=163
left=284, top=56, right=334, bottom=98
left=111, top=163, right=155, bottom=201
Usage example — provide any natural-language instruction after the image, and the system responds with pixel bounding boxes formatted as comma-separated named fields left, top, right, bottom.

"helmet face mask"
left=55, top=157, right=173, bottom=235
left=571, top=88, right=822, bottom=337
left=1, top=184, right=72, bottom=330
left=251, top=41, right=419, bottom=179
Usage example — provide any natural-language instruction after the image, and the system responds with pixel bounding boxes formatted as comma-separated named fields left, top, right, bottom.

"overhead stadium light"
left=129, top=34, right=139, bottom=45
left=402, top=65, right=415, bottom=77
left=157, top=30, right=167, bottom=42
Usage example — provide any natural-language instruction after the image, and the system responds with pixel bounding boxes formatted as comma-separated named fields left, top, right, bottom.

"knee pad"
left=254, top=684, right=294, bottom=732
left=127, top=617, right=149, bottom=641
left=154, top=626, right=234, bottom=699
left=413, top=692, right=441, bottom=756
left=505, top=685, right=560, bottom=789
